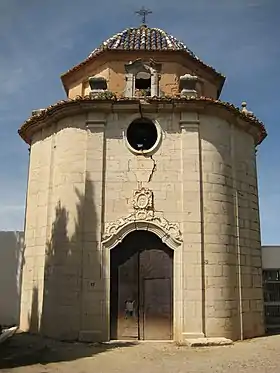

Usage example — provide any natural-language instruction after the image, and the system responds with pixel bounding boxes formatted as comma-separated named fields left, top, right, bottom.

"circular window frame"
left=125, top=117, right=162, bottom=156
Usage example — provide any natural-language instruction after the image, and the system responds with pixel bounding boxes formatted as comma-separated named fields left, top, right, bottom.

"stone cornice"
left=85, top=119, right=107, bottom=129
left=18, top=96, right=267, bottom=145
left=179, top=120, right=200, bottom=130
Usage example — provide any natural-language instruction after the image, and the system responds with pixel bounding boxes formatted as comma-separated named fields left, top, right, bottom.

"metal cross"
left=135, top=6, right=152, bottom=24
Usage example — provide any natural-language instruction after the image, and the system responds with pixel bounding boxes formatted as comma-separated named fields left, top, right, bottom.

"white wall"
left=0, top=231, right=24, bottom=326
left=262, top=246, right=280, bottom=269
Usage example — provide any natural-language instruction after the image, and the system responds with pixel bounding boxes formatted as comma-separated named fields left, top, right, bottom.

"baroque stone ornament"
left=102, top=187, right=182, bottom=250
left=133, top=187, right=153, bottom=210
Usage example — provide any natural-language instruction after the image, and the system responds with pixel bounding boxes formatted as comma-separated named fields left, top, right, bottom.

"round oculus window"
left=126, top=118, right=159, bottom=153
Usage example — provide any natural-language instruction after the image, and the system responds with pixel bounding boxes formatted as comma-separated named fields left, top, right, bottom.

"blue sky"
left=0, top=0, right=278, bottom=244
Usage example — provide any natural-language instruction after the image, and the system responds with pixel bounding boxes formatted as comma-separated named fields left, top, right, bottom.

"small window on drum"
left=126, top=118, right=159, bottom=153
left=135, top=71, right=151, bottom=93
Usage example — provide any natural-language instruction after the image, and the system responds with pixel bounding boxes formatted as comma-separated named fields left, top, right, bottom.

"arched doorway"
left=110, top=230, right=173, bottom=341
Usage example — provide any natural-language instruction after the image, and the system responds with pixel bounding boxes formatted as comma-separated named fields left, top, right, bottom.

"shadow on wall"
left=27, top=176, right=104, bottom=341
left=28, top=287, right=39, bottom=334
left=0, top=176, right=137, bottom=369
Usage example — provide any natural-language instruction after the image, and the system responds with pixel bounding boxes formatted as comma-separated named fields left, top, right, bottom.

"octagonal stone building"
left=19, top=23, right=267, bottom=343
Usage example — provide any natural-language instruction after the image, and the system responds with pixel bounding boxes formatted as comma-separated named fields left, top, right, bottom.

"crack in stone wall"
left=148, top=155, right=157, bottom=182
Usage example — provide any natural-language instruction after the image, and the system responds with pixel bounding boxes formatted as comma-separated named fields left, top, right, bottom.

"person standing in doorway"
left=125, top=298, right=135, bottom=319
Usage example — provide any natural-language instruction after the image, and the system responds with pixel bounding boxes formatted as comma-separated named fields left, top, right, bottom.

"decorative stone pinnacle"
left=180, top=73, right=199, bottom=81
left=32, top=109, right=45, bottom=116
left=241, top=101, right=253, bottom=117
left=88, top=76, right=107, bottom=91
left=179, top=74, right=198, bottom=98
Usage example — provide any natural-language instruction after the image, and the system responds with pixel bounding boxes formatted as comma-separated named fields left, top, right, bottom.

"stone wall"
left=20, top=116, right=89, bottom=340
left=20, top=128, right=52, bottom=334
left=200, top=115, right=239, bottom=340
left=234, top=127, right=264, bottom=338
left=200, top=115, right=264, bottom=340
left=0, top=231, right=24, bottom=326
left=104, top=111, right=184, bottom=341
left=68, top=58, right=218, bottom=99
left=20, top=108, right=264, bottom=342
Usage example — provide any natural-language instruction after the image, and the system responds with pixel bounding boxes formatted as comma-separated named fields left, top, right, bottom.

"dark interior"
left=135, top=77, right=151, bottom=90
left=126, top=118, right=158, bottom=151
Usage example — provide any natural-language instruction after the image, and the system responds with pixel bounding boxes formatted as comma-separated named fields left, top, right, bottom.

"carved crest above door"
left=102, top=187, right=182, bottom=250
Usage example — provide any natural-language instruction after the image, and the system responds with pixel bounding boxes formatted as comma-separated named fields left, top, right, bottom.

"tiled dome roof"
left=61, top=24, right=225, bottom=85
left=89, top=25, right=197, bottom=58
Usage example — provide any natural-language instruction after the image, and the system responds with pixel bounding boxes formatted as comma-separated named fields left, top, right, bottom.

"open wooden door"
left=110, top=231, right=173, bottom=340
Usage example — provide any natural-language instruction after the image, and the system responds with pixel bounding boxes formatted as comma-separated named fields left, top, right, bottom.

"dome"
left=89, top=25, right=197, bottom=58
left=61, top=24, right=224, bottom=84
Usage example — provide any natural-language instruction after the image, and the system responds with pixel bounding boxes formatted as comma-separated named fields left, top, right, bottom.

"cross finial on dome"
left=135, top=6, right=152, bottom=25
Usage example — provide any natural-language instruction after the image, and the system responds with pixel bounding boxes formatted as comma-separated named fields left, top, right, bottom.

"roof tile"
left=61, top=26, right=224, bottom=79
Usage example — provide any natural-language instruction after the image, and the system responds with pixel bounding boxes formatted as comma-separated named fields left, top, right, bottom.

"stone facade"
left=19, top=24, right=266, bottom=343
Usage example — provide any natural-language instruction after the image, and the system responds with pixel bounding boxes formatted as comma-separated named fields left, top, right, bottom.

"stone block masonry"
left=19, top=106, right=264, bottom=343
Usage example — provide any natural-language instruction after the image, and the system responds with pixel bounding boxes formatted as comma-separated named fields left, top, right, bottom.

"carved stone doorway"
left=110, top=230, right=173, bottom=341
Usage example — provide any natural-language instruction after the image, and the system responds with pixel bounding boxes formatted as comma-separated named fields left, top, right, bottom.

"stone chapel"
left=18, top=17, right=267, bottom=343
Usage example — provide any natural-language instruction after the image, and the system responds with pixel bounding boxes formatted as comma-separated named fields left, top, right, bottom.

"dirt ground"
left=1, top=332, right=280, bottom=373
